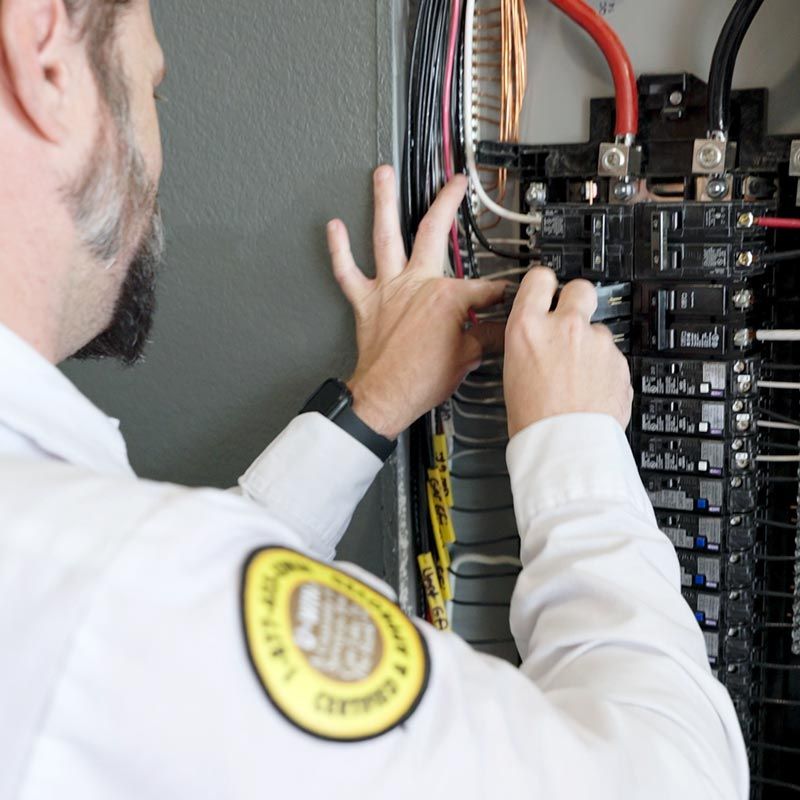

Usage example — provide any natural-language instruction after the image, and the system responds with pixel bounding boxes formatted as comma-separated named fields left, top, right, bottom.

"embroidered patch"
left=241, top=547, right=429, bottom=741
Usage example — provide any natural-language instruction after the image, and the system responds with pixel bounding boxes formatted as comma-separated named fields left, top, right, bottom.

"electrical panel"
left=402, top=2, right=800, bottom=796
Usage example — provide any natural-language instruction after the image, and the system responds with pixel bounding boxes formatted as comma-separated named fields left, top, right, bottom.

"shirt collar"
left=0, top=323, right=133, bottom=475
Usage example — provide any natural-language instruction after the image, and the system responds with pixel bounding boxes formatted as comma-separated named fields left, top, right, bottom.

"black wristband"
left=332, top=405, right=397, bottom=462
left=299, top=379, right=397, bottom=462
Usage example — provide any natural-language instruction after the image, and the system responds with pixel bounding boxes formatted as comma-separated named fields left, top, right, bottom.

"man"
left=0, top=1, right=747, bottom=798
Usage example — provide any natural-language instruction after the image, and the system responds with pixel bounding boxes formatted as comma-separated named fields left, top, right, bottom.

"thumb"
left=327, top=219, right=371, bottom=306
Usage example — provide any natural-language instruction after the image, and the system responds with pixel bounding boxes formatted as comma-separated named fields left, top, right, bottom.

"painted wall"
left=62, top=0, right=395, bottom=570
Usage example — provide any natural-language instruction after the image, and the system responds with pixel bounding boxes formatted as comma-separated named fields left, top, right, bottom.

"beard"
left=66, top=62, right=165, bottom=366
left=72, top=206, right=164, bottom=365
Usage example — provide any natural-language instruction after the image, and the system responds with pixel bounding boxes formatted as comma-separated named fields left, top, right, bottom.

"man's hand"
left=504, top=267, right=633, bottom=438
left=326, top=165, right=506, bottom=440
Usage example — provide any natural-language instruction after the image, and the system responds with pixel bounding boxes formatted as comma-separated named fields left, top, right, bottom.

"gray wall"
left=62, top=0, right=398, bottom=571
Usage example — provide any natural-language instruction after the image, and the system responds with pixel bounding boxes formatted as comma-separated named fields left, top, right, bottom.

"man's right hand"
left=503, top=267, right=633, bottom=438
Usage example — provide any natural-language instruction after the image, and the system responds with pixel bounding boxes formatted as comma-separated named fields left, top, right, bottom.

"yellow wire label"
left=426, top=477, right=452, bottom=568
left=433, top=433, right=454, bottom=508
left=436, top=559, right=453, bottom=602
left=242, top=548, right=429, bottom=741
left=428, top=470, right=456, bottom=545
left=417, top=552, right=449, bottom=631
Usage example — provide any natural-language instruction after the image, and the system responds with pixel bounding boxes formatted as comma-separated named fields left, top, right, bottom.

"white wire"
left=451, top=553, right=522, bottom=570
left=446, top=553, right=523, bottom=622
left=756, top=330, right=800, bottom=342
left=450, top=447, right=506, bottom=461
left=758, top=381, right=800, bottom=391
left=756, top=455, right=800, bottom=463
left=758, top=420, right=800, bottom=432
left=462, top=377, right=504, bottom=389
left=453, top=391, right=506, bottom=406
left=454, top=432, right=509, bottom=446
left=453, top=405, right=508, bottom=422
left=481, top=266, right=531, bottom=280
left=464, top=0, right=539, bottom=226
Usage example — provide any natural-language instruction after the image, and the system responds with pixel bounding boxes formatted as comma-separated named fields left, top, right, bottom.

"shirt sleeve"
left=237, top=412, right=383, bottom=560
left=501, top=412, right=750, bottom=798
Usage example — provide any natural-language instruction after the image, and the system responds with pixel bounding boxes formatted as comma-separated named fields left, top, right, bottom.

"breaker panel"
left=402, top=1, right=799, bottom=797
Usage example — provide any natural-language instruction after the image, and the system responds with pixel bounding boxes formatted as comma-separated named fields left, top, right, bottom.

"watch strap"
left=300, top=379, right=397, bottom=462
left=333, top=405, right=397, bottom=462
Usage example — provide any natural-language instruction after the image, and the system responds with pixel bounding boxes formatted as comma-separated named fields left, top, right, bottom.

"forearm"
left=506, top=414, right=749, bottom=798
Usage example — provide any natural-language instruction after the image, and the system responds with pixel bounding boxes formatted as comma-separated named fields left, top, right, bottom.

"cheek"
left=129, top=82, right=163, bottom=186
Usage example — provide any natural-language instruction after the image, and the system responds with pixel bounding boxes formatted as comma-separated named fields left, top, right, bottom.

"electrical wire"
left=707, top=0, right=764, bottom=137
left=756, top=216, right=800, bottom=230
left=548, top=0, right=638, bottom=139
left=760, top=249, right=800, bottom=264
left=464, top=0, right=539, bottom=225
left=757, top=330, right=800, bottom=342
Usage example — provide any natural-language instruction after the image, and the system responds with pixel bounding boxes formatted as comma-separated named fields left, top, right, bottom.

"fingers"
left=411, top=174, right=468, bottom=274
left=463, top=322, right=506, bottom=366
left=556, top=279, right=598, bottom=320
left=458, top=278, right=507, bottom=311
left=508, top=267, right=558, bottom=320
left=372, top=166, right=407, bottom=281
left=327, top=219, right=371, bottom=306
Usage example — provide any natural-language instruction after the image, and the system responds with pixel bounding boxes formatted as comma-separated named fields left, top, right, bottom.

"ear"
left=0, top=0, right=73, bottom=142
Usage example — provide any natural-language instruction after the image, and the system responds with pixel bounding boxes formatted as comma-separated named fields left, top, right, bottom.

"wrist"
left=348, top=376, right=404, bottom=441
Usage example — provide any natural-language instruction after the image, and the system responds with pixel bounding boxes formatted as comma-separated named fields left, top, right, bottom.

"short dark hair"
left=63, top=0, right=131, bottom=100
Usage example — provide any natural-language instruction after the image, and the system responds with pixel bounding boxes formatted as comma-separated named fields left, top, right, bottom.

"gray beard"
left=72, top=207, right=164, bottom=365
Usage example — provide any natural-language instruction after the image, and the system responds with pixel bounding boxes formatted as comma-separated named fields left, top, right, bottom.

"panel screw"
left=525, top=182, right=547, bottom=206
left=698, top=142, right=724, bottom=170
left=612, top=180, right=635, bottom=200
left=669, top=91, right=684, bottom=107
left=707, top=178, right=727, bottom=199
left=601, top=146, right=627, bottom=171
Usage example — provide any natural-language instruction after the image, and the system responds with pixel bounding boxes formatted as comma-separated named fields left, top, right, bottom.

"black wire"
left=756, top=518, right=798, bottom=531
left=449, top=568, right=520, bottom=580
left=451, top=598, right=511, bottom=607
left=451, top=534, right=518, bottom=546
left=452, top=504, right=515, bottom=514
left=707, top=0, right=764, bottom=136
left=758, top=406, right=800, bottom=426
left=760, top=249, right=800, bottom=264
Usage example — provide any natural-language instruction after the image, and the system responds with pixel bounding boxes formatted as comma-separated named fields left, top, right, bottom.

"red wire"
left=443, top=0, right=479, bottom=325
left=548, top=0, right=638, bottom=138
left=756, top=217, right=800, bottom=230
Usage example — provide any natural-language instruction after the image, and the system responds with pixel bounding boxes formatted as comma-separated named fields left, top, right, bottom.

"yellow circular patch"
left=241, top=547, right=429, bottom=741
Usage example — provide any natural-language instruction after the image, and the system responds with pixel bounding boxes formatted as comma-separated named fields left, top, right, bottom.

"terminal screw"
left=601, top=146, right=627, bottom=172
left=737, top=211, right=755, bottom=228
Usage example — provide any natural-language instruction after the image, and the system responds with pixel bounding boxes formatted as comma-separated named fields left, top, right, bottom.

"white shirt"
left=0, top=323, right=748, bottom=799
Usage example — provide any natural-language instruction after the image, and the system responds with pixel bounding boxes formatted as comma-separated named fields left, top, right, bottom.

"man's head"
left=0, top=0, right=165, bottom=363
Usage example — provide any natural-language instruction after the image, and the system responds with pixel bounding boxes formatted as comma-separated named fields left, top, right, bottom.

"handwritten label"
left=433, top=434, right=454, bottom=507
left=417, top=552, right=449, bottom=631
left=428, top=470, right=456, bottom=545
